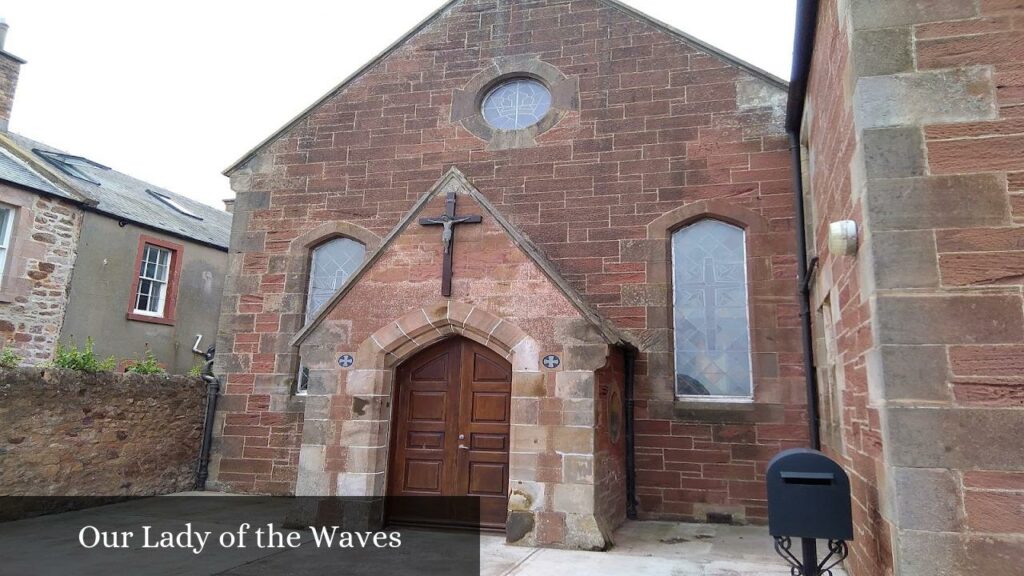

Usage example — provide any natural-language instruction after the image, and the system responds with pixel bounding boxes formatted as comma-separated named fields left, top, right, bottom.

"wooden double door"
left=387, top=337, right=511, bottom=530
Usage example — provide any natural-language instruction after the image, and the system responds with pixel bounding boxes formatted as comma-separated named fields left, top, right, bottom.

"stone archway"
left=297, top=302, right=539, bottom=501
left=293, top=300, right=620, bottom=548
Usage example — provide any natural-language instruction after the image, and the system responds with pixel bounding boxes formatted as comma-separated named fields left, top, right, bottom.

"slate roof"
left=0, top=145, right=74, bottom=199
left=3, top=132, right=232, bottom=250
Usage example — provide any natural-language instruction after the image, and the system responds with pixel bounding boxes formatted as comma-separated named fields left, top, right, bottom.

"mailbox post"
left=766, top=448, right=852, bottom=576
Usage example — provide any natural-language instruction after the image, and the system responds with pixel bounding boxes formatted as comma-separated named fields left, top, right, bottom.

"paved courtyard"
left=485, top=521, right=847, bottom=576
left=0, top=495, right=846, bottom=575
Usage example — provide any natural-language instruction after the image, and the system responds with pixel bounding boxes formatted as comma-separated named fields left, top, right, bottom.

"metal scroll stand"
left=773, top=536, right=849, bottom=576
left=766, top=448, right=854, bottom=576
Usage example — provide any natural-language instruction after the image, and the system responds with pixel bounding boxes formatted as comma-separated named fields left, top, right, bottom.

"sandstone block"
left=552, top=426, right=593, bottom=454
left=892, top=467, right=963, bottom=531
left=867, top=230, right=938, bottom=289
left=851, top=0, right=978, bottom=30
left=298, top=445, right=325, bottom=473
left=854, top=67, right=996, bottom=129
left=853, top=28, right=914, bottom=77
left=512, top=372, right=547, bottom=397
left=886, top=407, right=1024, bottom=469
left=862, top=126, right=926, bottom=179
left=553, top=483, right=595, bottom=514
left=868, top=345, right=950, bottom=402
left=866, top=174, right=1010, bottom=231
left=555, top=371, right=595, bottom=399
left=875, top=294, right=1023, bottom=345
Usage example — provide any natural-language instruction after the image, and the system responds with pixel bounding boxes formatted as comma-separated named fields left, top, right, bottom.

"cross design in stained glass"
left=672, top=220, right=753, bottom=398
left=306, top=237, right=366, bottom=322
left=481, top=78, right=552, bottom=131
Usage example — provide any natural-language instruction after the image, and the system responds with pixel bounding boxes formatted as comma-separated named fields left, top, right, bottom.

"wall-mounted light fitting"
left=828, top=220, right=858, bottom=256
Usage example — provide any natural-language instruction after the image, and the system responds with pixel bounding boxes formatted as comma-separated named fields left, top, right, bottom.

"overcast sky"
left=1, top=1, right=795, bottom=209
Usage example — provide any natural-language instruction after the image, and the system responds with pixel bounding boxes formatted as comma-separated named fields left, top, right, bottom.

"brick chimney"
left=0, top=19, right=25, bottom=132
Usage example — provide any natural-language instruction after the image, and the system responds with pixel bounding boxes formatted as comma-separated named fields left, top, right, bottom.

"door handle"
left=459, top=444, right=469, bottom=450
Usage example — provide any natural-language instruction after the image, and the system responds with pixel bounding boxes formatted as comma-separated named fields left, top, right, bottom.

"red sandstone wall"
left=215, top=0, right=803, bottom=522
left=594, top=347, right=627, bottom=537
left=911, top=0, right=1024, bottom=566
left=802, top=3, right=892, bottom=575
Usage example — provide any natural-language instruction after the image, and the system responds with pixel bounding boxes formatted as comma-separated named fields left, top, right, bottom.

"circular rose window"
left=481, top=78, right=552, bottom=131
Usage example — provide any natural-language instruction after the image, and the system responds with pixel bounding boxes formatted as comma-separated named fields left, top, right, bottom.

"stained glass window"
left=672, top=220, right=753, bottom=398
left=306, top=237, right=365, bottom=322
left=481, top=78, right=552, bottom=130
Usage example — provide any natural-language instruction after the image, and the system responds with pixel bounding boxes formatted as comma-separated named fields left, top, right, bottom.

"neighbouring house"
left=789, top=0, right=1024, bottom=574
left=210, top=0, right=803, bottom=550
left=0, top=22, right=231, bottom=374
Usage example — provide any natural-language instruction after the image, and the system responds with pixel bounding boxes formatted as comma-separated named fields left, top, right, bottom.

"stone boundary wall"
left=0, top=368, right=207, bottom=496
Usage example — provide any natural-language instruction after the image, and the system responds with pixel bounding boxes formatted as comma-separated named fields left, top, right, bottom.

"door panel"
left=389, top=340, right=460, bottom=501
left=388, top=338, right=511, bottom=530
left=470, top=392, right=508, bottom=422
left=457, top=341, right=511, bottom=530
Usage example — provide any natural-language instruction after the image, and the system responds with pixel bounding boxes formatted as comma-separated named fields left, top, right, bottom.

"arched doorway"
left=387, top=337, right=511, bottom=530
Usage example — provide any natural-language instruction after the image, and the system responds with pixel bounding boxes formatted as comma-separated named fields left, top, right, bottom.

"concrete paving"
left=0, top=494, right=847, bottom=575
left=484, top=521, right=848, bottom=576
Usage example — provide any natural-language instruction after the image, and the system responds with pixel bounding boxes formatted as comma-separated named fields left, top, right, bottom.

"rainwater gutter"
left=193, top=341, right=220, bottom=490
left=786, top=0, right=822, bottom=450
left=624, top=345, right=638, bottom=519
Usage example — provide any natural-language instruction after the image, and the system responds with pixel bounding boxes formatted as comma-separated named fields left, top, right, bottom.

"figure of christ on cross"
left=418, top=190, right=482, bottom=297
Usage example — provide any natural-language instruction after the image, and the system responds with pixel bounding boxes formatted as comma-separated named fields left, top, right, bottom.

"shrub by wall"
left=0, top=368, right=207, bottom=496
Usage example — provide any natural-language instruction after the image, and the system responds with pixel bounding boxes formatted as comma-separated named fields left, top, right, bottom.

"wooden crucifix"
left=418, top=190, right=482, bottom=297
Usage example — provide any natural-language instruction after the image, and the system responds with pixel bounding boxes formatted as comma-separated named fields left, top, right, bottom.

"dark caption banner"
left=0, top=496, right=482, bottom=576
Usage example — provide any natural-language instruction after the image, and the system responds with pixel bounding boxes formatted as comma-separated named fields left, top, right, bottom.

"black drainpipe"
left=623, top=345, right=638, bottom=519
left=195, top=345, right=220, bottom=490
left=787, top=0, right=822, bottom=450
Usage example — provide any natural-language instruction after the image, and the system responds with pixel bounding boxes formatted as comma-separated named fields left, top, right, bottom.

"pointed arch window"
left=672, top=219, right=753, bottom=399
left=297, top=236, right=366, bottom=395
left=305, top=237, right=366, bottom=322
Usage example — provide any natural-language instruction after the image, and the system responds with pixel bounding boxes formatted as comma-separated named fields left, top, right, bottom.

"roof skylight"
left=32, top=149, right=108, bottom=186
left=147, top=189, right=203, bottom=220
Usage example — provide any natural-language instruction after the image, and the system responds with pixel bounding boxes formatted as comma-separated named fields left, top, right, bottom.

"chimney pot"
left=0, top=20, right=8, bottom=51
left=223, top=198, right=235, bottom=214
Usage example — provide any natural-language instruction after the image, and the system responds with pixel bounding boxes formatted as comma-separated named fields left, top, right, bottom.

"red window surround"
left=126, top=234, right=184, bottom=326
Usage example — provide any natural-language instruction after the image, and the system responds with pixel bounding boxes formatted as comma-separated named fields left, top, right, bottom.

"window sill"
left=126, top=312, right=175, bottom=326
left=675, top=395, right=754, bottom=406
left=669, top=398, right=784, bottom=424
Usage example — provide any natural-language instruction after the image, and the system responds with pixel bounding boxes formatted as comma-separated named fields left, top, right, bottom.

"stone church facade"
left=210, top=0, right=802, bottom=549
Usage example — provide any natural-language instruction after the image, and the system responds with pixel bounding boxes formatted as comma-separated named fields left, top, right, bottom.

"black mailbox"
left=767, top=448, right=852, bottom=541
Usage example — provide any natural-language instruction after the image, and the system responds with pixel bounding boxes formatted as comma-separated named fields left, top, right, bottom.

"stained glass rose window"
left=481, top=78, right=552, bottom=130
